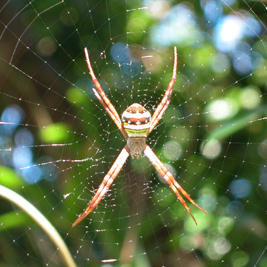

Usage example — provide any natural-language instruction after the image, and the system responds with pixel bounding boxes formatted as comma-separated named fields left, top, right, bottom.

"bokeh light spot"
left=218, top=217, right=235, bottom=234
left=259, top=173, right=267, bottom=192
left=162, top=141, right=182, bottom=161
left=1, top=105, right=24, bottom=135
left=206, top=99, right=238, bottom=121
left=214, top=237, right=231, bottom=255
left=38, top=156, right=59, bottom=182
left=210, top=52, right=230, bottom=73
left=21, top=165, right=43, bottom=184
left=230, top=251, right=249, bottom=267
left=36, top=36, right=56, bottom=57
left=201, top=140, right=221, bottom=160
left=13, top=146, right=33, bottom=170
left=14, top=129, right=34, bottom=147
left=203, top=0, right=223, bottom=25
left=110, top=42, right=130, bottom=64
left=150, top=4, right=200, bottom=47
left=258, top=139, right=267, bottom=159
left=226, top=200, right=244, bottom=218
left=199, top=193, right=217, bottom=212
left=215, top=15, right=243, bottom=52
left=239, top=86, right=261, bottom=110
left=214, top=14, right=261, bottom=53
left=66, top=87, right=87, bottom=105
left=233, top=52, right=252, bottom=75
left=39, top=123, right=71, bottom=143
left=230, top=178, right=252, bottom=199
left=122, top=60, right=142, bottom=77
left=145, top=0, right=170, bottom=19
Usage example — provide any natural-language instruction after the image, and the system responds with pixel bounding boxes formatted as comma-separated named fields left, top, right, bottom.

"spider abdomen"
left=122, top=103, right=151, bottom=138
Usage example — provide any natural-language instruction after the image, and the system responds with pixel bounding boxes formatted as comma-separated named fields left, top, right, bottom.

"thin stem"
left=0, top=185, right=77, bottom=267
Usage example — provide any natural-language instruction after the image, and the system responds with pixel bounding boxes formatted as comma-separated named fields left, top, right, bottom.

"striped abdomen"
left=122, top=103, right=151, bottom=138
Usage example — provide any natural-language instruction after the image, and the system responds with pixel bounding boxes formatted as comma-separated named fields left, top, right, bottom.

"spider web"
left=0, top=0, right=267, bottom=266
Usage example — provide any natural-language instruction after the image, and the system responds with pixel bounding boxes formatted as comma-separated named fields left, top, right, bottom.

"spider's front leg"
left=144, top=145, right=207, bottom=225
left=84, top=47, right=128, bottom=139
left=148, top=46, right=177, bottom=134
left=72, top=147, right=129, bottom=227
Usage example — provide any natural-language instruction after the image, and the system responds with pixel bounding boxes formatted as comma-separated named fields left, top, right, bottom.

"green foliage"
left=0, top=0, right=267, bottom=266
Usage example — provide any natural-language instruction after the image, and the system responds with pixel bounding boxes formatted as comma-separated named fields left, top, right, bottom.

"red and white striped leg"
left=72, top=146, right=129, bottom=227
left=144, top=145, right=207, bottom=225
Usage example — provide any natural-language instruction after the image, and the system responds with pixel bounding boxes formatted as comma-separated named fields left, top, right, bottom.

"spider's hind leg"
left=144, top=145, right=207, bottom=225
left=72, top=146, right=129, bottom=227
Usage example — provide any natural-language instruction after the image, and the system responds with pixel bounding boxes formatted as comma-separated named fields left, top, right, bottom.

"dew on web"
left=0, top=0, right=267, bottom=266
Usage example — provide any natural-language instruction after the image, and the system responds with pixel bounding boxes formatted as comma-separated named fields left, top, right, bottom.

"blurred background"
left=0, top=0, right=267, bottom=266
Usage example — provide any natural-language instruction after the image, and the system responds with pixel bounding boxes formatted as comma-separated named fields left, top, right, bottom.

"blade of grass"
left=207, top=106, right=265, bottom=142
left=0, top=185, right=77, bottom=267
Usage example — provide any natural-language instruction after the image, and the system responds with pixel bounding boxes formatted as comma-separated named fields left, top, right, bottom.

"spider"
left=72, top=46, right=207, bottom=227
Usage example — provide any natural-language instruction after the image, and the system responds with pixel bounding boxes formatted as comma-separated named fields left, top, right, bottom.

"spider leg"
left=72, top=146, right=129, bottom=227
left=144, top=145, right=207, bottom=225
left=84, top=48, right=128, bottom=139
left=148, top=47, right=177, bottom=134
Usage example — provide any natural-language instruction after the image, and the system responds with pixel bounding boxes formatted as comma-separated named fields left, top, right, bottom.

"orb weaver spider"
left=72, top=47, right=207, bottom=227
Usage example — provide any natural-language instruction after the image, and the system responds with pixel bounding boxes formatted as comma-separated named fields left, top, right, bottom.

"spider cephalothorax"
left=72, top=47, right=207, bottom=227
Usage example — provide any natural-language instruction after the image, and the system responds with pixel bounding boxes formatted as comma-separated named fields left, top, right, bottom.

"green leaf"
left=0, top=211, right=30, bottom=232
